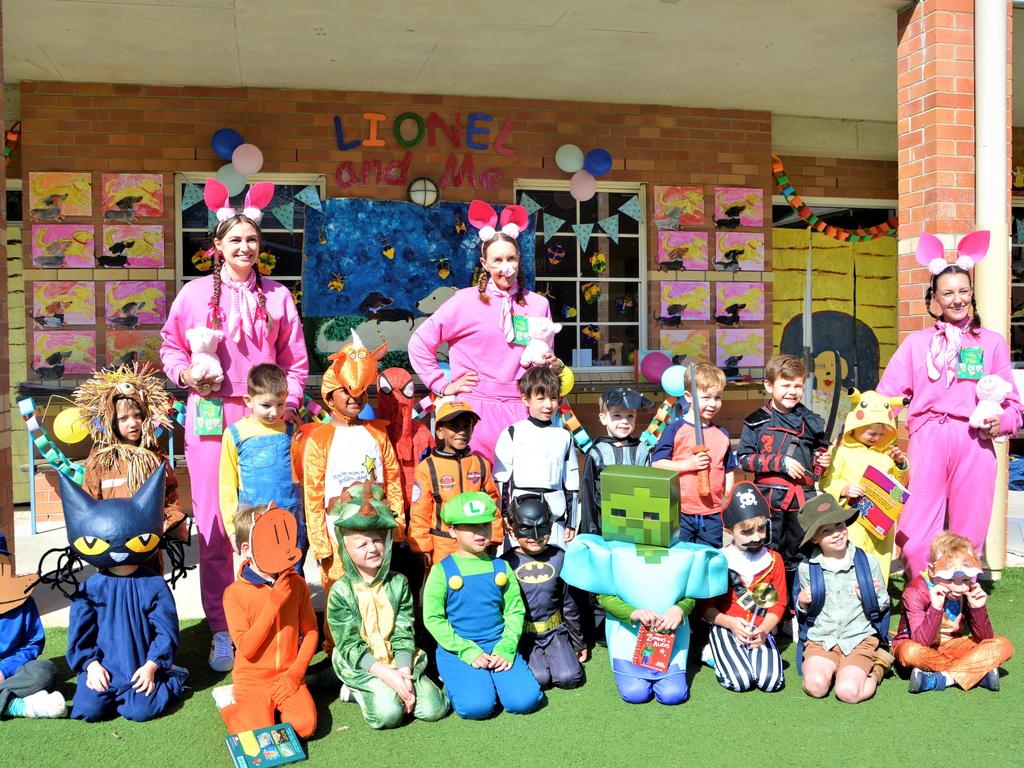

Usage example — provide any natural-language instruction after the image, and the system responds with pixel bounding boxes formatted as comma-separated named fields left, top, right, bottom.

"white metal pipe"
left=975, top=0, right=1010, bottom=578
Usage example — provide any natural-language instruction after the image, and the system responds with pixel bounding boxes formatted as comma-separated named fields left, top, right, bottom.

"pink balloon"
left=569, top=169, right=597, bottom=202
left=231, top=143, right=264, bottom=176
left=639, top=352, right=672, bottom=384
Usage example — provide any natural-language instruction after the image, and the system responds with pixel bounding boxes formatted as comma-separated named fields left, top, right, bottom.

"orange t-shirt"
left=651, top=418, right=737, bottom=516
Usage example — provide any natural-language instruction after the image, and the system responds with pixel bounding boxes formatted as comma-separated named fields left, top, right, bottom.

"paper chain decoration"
left=558, top=398, right=593, bottom=454
left=771, top=155, right=897, bottom=242
left=640, top=396, right=678, bottom=448
left=18, top=398, right=86, bottom=485
left=299, top=394, right=333, bottom=424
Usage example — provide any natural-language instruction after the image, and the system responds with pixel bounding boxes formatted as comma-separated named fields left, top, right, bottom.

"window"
left=1011, top=199, right=1024, bottom=367
left=515, top=181, right=647, bottom=372
left=174, top=174, right=326, bottom=312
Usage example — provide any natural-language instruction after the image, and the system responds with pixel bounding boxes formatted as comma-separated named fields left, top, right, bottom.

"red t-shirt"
left=652, top=418, right=737, bottom=516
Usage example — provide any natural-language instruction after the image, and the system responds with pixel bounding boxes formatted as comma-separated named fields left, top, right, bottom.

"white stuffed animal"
left=969, top=374, right=1013, bottom=443
left=185, top=326, right=224, bottom=391
left=520, top=317, right=562, bottom=367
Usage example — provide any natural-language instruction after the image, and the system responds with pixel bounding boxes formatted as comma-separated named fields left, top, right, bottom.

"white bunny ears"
left=916, top=230, right=991, bottom=275
left=468, top=200, right=529, bottom=242
left=204, top=178, right=275, bottom=224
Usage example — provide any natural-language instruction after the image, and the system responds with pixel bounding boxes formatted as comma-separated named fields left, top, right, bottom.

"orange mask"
left=250, top=503, right=302, bottom=575
left=0, top=543, right=38, bottom=616
left=323, top=330, right=387, bottom=403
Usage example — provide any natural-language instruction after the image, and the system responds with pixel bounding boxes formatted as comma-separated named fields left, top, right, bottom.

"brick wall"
left=774, top=155, right=898, bottom=200
left=0, top=13, right=12, bottom=552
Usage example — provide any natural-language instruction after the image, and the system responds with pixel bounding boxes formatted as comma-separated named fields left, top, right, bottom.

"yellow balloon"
left=53, top=407, right=89, bottom=444
left=558, top=365, right=575, bottom=397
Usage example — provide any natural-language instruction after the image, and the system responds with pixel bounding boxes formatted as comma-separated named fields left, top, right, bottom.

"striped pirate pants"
left=708, top=624, right=785, bottom=693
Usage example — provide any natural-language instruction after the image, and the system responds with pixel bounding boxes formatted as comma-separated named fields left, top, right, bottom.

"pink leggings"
left=184, top=394, right=248, bottom=632
left=899, top=415, right=997, bottom=576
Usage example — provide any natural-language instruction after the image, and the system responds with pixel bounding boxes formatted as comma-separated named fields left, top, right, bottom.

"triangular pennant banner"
left=182, top=182, right=204, bottom=212
left=543, top=213, right=566, bottom=242
left=618, top=195, right=643, bottom=223
left=572, top=223, right=594, bottom=251
left=519, top=192, right=543, bottom=216
left=207, top=209, right=218, bottom=230
left=1016, top=218, right=1024, bottom=245
left=597, top=214, right=620, bottom=243
left=269, top=201, right=295, bottom=233
left=295, top=185, right=323, bottom=212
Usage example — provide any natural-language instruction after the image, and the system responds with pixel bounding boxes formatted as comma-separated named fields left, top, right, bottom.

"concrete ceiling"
left=0, top=0, right=991, bottom=124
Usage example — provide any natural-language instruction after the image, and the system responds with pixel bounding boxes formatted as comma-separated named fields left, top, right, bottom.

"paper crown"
left=204, top=179, right=275, bottom=224
left=468, top=199, right=529, bottom=242
left=915, top=230, right=990, bottom=275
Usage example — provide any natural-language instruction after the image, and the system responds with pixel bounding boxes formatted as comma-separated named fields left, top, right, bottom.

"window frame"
left=514, top=178, right=648, bottom=375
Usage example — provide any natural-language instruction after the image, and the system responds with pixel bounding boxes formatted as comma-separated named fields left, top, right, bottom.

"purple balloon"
left=569, top=169, right=597, bottom=202
left=639, top=351, right=672, bottom=384
left=584, top=148, right=613, bottom=177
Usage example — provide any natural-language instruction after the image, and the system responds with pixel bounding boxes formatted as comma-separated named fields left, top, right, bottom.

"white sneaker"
left=22, top=690, right=67, bottom=718
left=211, top=684, right=236, bottom=709
left=700, top=643, right=715, bottom=668
left=209, top=630, right=235, bottom=673
left=338, top=684, right=354, bottom=703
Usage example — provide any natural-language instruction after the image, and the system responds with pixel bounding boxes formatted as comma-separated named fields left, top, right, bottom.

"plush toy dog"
left=520, top=317, right=562, bottom=367
left=185, top=326, right=224, bottom=391
left=969, top=374, right=1013, bottom=443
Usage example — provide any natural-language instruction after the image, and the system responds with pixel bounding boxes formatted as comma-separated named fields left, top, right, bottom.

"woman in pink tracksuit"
left=160, top=180, right=307, bottom=672
left=408, top=200, right=560, bottom=462
left=877, top=231, right=1021, bottom=576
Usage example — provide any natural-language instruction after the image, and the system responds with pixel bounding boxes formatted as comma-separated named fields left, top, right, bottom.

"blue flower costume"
left=562, top=466, right=727, bottom=704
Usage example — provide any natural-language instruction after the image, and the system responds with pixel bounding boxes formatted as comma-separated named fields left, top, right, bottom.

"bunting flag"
left=1016, top=218, right=1024, bottom=246
left=543, top=213, right=566, bottom=243
left=295, top=184, right=323, bottom=212
left=597, top=214, right=620, bottom=243
left=182, top=182, right=204, bottom=212
left=571, top=222, right=594, bottom=251
left=618, top=195, right=643, bottom=223
left=268, top=201, right=295, bottom=233
left=519, top=192, right=543, bottom=215
left=208, top=209, right=218, bottom=231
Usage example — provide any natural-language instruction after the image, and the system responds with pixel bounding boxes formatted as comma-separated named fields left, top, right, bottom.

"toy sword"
left=689, top=364, right=711, bottom=498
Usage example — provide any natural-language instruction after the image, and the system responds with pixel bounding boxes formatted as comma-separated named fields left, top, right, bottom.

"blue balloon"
left=583, top=148, right=613, bottom=177
left=211, top=128, right=244, bottom=161
left=661, top=365, right=688, bottom=398
left=438, top=361, right=452, bottom=380
left=359, top=403, right=375, bottom=420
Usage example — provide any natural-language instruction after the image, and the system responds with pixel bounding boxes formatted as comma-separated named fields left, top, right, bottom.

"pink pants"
left=184, top=393, right=248, bottom=632
left=465, top=391, right=528, bottom=464
left=899, top=415, right=997, bottom=576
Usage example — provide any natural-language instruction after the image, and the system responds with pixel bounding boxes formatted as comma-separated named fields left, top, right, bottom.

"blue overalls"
left=436, top=556, right=543, bottom=719
left=228, top=421, right=307, bottom=571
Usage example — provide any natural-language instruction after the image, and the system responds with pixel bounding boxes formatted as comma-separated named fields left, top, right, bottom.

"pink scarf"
left=927, top=317, right=971, bottom=386
left=485, top=278, right=519, bottom=343
left=216, top=265, right=267, bottom=349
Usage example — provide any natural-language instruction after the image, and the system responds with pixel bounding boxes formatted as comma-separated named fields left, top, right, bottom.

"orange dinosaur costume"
left=302, top=332, right=404, bottom=650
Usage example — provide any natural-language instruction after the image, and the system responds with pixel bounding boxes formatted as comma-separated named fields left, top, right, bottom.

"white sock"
left=22, top=690, right=67, bottom=718
left=941, top=672, right=955, bottom=686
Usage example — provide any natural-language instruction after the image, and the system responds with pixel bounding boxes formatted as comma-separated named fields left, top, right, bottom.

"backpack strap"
left=806, top=561, right=826, bottom=627
left=853, top=547, right=890, bottom=645
left=476, top=454, right=489, bottom=488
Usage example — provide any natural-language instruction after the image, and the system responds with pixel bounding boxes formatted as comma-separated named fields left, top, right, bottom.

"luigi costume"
left=501, top=496, right=586, bottom=690
left=326, top=482, right=449, bottom=729
left=422, top=492, right=544, bottom=719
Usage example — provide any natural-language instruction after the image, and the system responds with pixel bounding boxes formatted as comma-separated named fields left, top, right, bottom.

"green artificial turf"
left=8, top=570, right=1024, bottom=768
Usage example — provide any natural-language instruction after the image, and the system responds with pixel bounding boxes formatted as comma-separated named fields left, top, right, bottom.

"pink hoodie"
left=160, top=275, right=308, bottom=408
left=877, top=326, right=1022, bottom=437
left=408, top=286, right=551, bottom=400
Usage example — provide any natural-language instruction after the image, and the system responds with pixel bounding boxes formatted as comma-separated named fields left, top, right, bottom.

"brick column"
left=0, top=0, right=12, bottom=553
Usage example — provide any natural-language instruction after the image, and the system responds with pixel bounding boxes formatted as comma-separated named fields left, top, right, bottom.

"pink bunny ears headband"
left=916, top=230, right=991, bottom=275
left=468, top=199, right=529, bottom=242
left=204, top=178, right=275, bottom=224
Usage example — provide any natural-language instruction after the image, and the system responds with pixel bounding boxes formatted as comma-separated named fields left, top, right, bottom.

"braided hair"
left=924, top=264, right=982, bottom=334
left=477, top=232, right=527, bottom=306
left=208, top=214, right=271, bottom=332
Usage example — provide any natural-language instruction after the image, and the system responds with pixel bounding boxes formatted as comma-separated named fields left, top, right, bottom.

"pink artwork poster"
left=715, top=282, right=765, bottom=322
left=28, top=172, right=92, bottom=219
left=716, top=328, right=764, bottom=368
left=31, top=224, right=95, bottom=268
left=104, top=281, right=168, bottom=327
left=32, top=281, right=95, bottom=327
left=106, top=330, right=163, bottom=367
left=714, top=187, right=763, bottom=227
left=101, top=224, right=164, bottom=268
left=659, top=330, right=711, bottom=365
left=659, top=281, right=710, bottom=322
left=715, top=231, right=764, bottom=272
left=102, top=173, right=164, bottom=219
left=657, top=231, right=708, bottom=271
left=33, top=331, right=96, bottom=378
left=653, top=185, right=704, bottom=229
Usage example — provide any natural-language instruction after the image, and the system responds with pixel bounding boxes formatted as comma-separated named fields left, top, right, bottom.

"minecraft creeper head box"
left=600, top=465, right=680, bottom=548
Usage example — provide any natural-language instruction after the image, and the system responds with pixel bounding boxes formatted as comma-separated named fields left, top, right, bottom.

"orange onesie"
left=222, top=564, right=319, bottom=738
